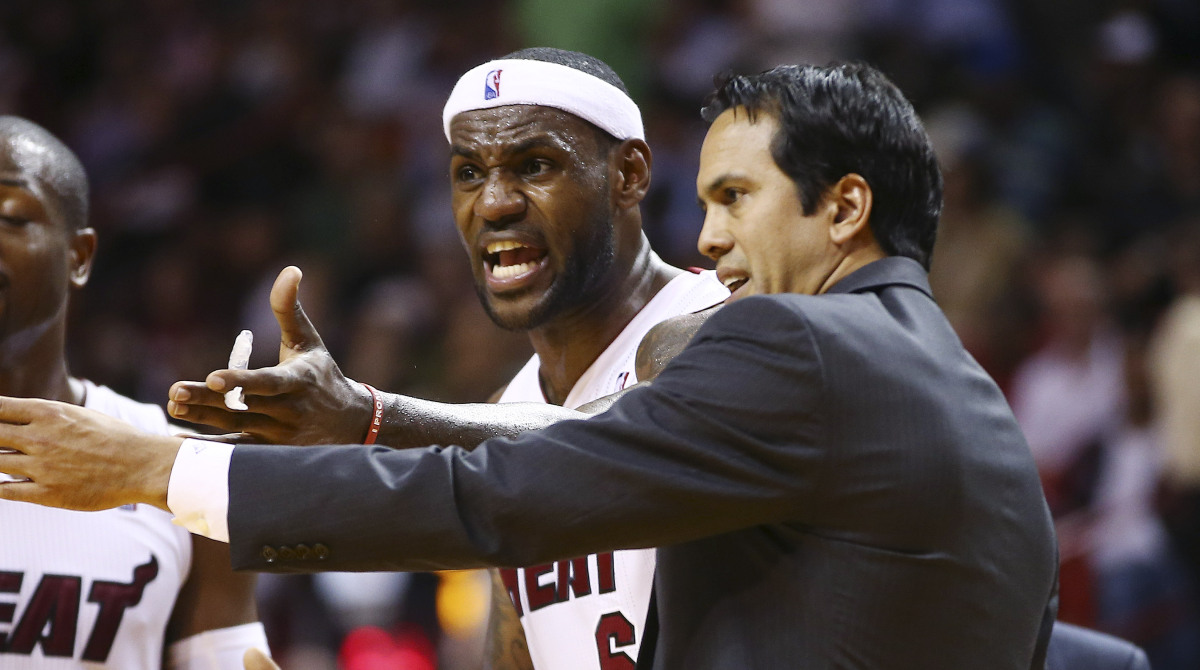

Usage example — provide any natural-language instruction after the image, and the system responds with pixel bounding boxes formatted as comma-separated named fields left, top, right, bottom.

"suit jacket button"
left=295, top=544, right=312, bottom=560
left=313, top=543, right=330, bottom=560
left=261, top=546, right=278, bottom=563
left=278, top=546, right=296, bottom=561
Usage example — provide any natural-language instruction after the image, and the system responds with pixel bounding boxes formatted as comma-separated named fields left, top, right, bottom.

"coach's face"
left=448, top=105, right=619, bottom=331
left=696, top=108, right=870, bottom=300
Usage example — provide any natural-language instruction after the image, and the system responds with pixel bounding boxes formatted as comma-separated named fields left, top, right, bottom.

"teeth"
left=486, top=240, right=525, bottom=254
left=491, top=261, right=537, bottom=278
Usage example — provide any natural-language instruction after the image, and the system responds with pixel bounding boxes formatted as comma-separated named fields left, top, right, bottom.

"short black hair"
left=701, top=63, right=943, bottom=269
left=503, top=47, right=630, bottom=95
left=502, top=47, right=631, bottom=151
left=0, top=115, right=89, bottom=230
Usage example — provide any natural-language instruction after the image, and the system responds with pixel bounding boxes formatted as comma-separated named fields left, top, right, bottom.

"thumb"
left=269, top=266, right=324, bottom=356
left=243, top=648, right=280, bottom=670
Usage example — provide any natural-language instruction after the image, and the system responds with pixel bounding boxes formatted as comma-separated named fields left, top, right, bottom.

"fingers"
left=270, top=266, right=324, bottom=354
left=175, top=362, right=314, bottom=402
left=167, top=399, right=290, bottom=437
left=204, top=367, right=308, bottom=398
left=0, top=450, right=30, bottom=480
left=243, top=648, right=280, bottom=670
left=0, top=395, right=40, bottom=425
left=0, top=480, right=43, bottom=504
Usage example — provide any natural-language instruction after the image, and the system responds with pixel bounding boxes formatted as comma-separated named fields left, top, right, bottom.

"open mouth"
left=722, top=276, right=748, bottom=294
left=484, top=240, right=548, bottom=282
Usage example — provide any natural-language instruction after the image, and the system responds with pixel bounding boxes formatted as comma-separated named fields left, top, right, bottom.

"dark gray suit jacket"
left=227, top=257, right=1058, bottom=668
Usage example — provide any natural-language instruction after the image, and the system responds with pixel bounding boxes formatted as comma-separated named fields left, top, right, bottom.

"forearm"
left=373, top=393, right=590, bottom=450
left=485, top=569, right=533, bottom=670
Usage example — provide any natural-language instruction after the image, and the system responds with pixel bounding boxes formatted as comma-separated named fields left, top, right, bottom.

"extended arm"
left=168, top=267, right=590, bottom=448
left=0, top=300, right=785, bottom=573
left=222, top=297, right=825, bottom=572
left=170, top=267, right=716, bottom=448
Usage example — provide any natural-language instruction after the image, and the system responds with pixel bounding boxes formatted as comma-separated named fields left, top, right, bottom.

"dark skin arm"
left=484, top=568, right=534, bottom=670
left=167, top=268, right=718, bottom=449
left=166, top=536, right=260, bottom=650
left=167, top=267, right=586, bottom=448
left=479, top=385, right=535, bottom=670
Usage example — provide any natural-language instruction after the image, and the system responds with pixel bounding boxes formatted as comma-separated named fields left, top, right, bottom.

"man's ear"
left=69, top=227, right=98, bottom=289
left=613, top=138, right=652, bottom=209
left=828, top=173, right=873, bottom=246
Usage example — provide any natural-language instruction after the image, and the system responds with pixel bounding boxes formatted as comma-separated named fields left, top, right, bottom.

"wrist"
left=361, top=383, right=383, bottom=445
left=150, top=436, right=187, bottom=511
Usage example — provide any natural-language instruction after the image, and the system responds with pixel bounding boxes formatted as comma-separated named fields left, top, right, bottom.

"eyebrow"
left=450, top=136, right=568, bottom=161
left=699, top=173, right=750, bottom=198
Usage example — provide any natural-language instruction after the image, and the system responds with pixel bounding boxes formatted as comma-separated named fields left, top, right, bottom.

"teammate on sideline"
left=160, top=49, right=726, bottom=670
left=0, top=116, right=267, bottom=667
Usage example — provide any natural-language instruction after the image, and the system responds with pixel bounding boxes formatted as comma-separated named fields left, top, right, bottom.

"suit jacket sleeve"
left=228, top=296, right=829, bottom=572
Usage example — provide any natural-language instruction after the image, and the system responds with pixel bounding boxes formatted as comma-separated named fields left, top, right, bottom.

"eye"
left=0, top=215, right=29, bottom=227
left=455, top=164, right=482, bottom=183
left=723, top=187, right=743, bottom=204
left=522, top=159, right=553, bottom=177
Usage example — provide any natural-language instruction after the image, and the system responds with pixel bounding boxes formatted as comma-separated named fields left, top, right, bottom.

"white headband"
left=442, top=59, right=644, bottom=142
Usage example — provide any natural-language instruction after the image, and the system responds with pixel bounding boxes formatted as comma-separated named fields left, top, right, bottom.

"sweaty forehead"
left=448, top=105, right=601, bottom=156
left=0, top=133, right=52, bottom=181
left=0, top=132, right=73, bottom=226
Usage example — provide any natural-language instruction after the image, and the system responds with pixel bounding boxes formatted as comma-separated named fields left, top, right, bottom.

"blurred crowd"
left=1, top=0, right=1198, bottom=667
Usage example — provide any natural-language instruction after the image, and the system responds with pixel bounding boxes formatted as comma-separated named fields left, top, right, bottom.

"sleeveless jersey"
left=0, top=380, right=192, bottom=668
left=497, top=270, right=727, bottom=670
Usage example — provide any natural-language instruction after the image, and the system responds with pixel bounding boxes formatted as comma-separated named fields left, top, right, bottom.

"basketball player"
left=0, top=116, right=267, bottom=668
left=159, top=49, right=727, bottom=669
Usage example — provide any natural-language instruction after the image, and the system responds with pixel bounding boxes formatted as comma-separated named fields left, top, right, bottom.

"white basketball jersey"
left=497, top=270, right=726, bottom=670
left=0, top=380, right=192, bottom=668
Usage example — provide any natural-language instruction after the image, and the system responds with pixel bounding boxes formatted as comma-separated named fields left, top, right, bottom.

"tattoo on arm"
left=485, top=568, right=534, bottom=670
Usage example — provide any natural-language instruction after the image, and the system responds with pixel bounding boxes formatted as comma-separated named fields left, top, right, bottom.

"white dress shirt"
left=167, top=438, right=235, bottom=542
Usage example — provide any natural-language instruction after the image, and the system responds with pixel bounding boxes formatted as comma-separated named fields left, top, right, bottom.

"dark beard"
left=477, top=208, right=618, bottom=332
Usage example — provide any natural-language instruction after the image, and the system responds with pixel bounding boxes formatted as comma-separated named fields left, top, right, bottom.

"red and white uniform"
left=0, top=381, right=191, bottom=668
left=497, top=270, right=727, bottom=670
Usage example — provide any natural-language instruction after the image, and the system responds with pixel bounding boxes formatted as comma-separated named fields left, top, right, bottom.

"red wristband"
left=362, top=383, right=383, bottom=445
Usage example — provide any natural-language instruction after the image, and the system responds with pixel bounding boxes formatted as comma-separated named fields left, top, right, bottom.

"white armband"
left=167, top=622, right=270, bottom=670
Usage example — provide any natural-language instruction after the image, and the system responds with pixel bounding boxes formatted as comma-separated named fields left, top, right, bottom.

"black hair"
left=701, top=63, right=943, bottom=269
left=0, top=115, right=89, bottom=230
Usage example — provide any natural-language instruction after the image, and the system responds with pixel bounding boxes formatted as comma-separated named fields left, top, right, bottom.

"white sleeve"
left=167, top=439, right=234, bottom=543
left=167, top=622, right=270, bottom=670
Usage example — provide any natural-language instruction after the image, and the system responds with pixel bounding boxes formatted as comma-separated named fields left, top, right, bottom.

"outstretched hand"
left=167, top=266, right=372, bottom=445
left=0, top=396, right=182, bottom=511
left=243, top=648, right=280, bottom=670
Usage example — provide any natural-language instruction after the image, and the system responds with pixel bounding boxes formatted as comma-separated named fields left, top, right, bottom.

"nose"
left=476, top=171, right=526, bottom=224
left=696, top=212, right=732, bottom=261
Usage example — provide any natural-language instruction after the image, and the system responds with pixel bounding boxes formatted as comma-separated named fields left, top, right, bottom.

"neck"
left=529, top=235, right=680, bottom=405
left=816, top=243, right=888, bottom=294
left=0, top=321, right=81, bottom=405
